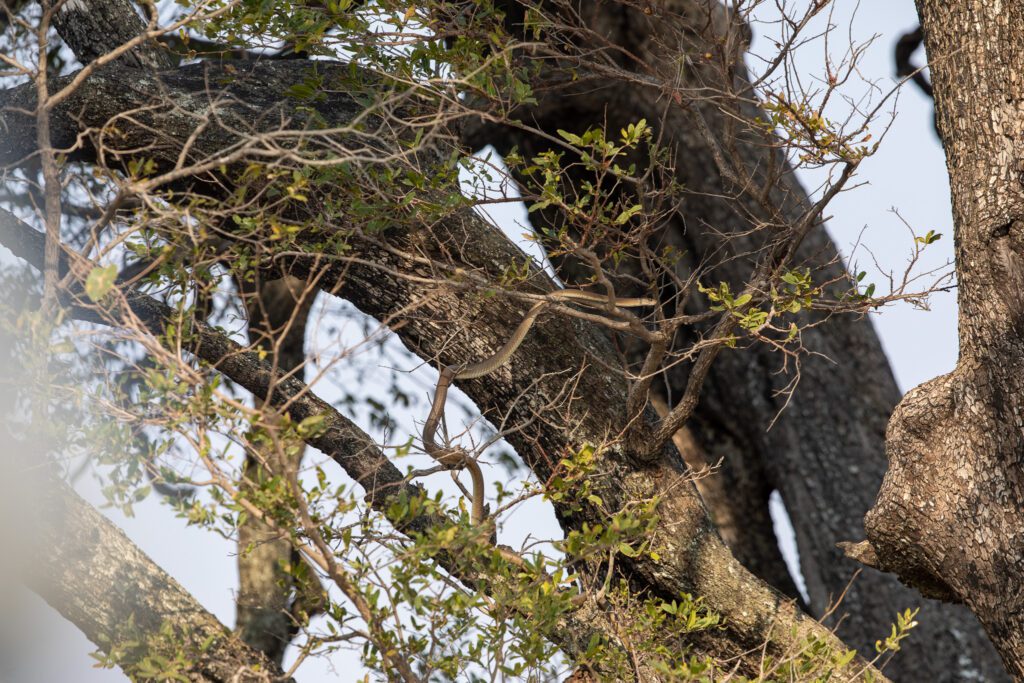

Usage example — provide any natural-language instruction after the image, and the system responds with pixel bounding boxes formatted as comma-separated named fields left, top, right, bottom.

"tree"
left=847, top=0, right=1024, bottom=677
left=0, top=0, right=1015, bottom=679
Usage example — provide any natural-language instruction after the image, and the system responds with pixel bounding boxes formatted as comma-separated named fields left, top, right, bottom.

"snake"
left=422, top=289, right=655, bottom=526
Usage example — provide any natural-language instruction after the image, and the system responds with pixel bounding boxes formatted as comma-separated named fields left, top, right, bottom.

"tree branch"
left=42, top=0, right=173, bottom=70
left=0, top=60, right=886, bottom=677
left=7, top=461, right=287, bottom=682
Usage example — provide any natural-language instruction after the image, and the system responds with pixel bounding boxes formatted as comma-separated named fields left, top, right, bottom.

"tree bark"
left=43, top=0, right=172, bottom=70
left=652, top=398, right=806, bottom=607
left=861, top=0, right=1024, bottom=676
left=463, top=1, right=1004, bottom=677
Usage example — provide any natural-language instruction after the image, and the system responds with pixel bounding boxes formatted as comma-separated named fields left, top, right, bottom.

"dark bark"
left=4, top=0, right=1011, bottom=673
left=0, top=61, right=372, bottom=171
left=461, top=2, right=1004, bottom=678
left=44, top=0, right=173, bottom=70
left=860, top=1, right=1024, bottom=676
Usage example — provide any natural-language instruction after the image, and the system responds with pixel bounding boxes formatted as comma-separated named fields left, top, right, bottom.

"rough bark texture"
left=27, top=485, right=288, bottom=682
left=862, top=1, right=1024, bottom=676
left=45, top=0, right=172, bottom=70
left=460, top=2, right=1004, bottom=678
left=0, top=61, right=369, bottom=172
left=2, top=0, right=1010, bottom=671
left=652, top=397, right=805, bottom=606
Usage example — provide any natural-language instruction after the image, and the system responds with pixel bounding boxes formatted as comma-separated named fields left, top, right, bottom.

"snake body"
left=422, top=289, right=654, bottom=526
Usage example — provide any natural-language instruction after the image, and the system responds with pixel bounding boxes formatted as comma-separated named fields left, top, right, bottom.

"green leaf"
left=835, top=648, right=857, bottom=668
left=85, top=264, right=119, bottom=302
left=613, top=204, right=643, bottom=225
left=297, top=413, right=326, bottom=436
left=286, top=83, right=316, bottom=99
left=556, top=129, right=582, bottom=145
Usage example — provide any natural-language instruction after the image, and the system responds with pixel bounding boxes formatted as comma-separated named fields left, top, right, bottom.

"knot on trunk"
left=990, top=218, right=1024, bottom=332
left=862, top=373, right=961, bottom=601
left=865, top=361, right=1024, bottom=611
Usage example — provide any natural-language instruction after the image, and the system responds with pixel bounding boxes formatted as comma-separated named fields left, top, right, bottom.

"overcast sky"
left=2, top=1, right=958, bottom=681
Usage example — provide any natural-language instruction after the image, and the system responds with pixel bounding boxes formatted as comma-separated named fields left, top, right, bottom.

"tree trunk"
left=235, top=276, right=317, bottom=665
left=862, top=0, right=1024, bottom=676
left=467, top=1, right=1004, bottom=677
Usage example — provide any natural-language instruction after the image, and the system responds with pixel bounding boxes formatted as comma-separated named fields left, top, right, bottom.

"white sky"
left=2, top=1, right=958, bottom=680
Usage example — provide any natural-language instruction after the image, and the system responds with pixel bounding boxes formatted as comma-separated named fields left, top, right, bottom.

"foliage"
left=0, top=0, right=953, bottom=680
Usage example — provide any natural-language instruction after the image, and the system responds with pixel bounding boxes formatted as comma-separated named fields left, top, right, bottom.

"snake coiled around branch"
left=422, top=289, right=655, bottom=526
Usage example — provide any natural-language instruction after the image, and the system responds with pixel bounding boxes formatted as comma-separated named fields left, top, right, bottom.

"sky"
left=0, top=1, right=959, bottom=681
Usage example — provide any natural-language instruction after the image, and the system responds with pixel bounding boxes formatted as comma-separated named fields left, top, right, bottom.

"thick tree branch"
left=3, top=0, right=1007, bottom=675
left=864, top=1, right=1024, bottom=674
left=6, top=462, right=287, bottom=682
left=42, top=0, right=173, bottom=70
left=284, top=202, right=884, bottom=677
